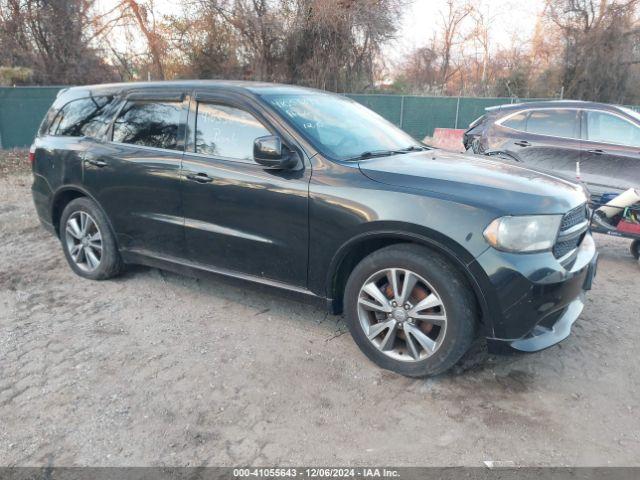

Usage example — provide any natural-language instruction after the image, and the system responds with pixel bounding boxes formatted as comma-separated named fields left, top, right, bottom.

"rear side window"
left=526, top=109, right=579, bottom=138
left=48, top=96, right=117, bottom=138
left=586, top=110, right=640, bottom=147
left=112, top=101, right=182, bottom=151
left=194, top=103, right=270, bottom=160
left=501, top=111, right=527, bottom=131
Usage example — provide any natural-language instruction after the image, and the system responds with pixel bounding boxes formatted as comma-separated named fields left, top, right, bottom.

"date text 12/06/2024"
left=233, top=468, right=401, bottom=478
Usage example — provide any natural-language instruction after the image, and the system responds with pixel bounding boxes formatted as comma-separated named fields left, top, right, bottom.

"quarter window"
left=526, top=109, right=579, bottom=138
left=112, top=101, right=182, bottom=150
left=195, top=103, right=270, bottom=160
left=49, top=96, right=118, bottom=138
left=586, top=111, right=640, bottom=147
left=501, top=112, right=527, bottom=131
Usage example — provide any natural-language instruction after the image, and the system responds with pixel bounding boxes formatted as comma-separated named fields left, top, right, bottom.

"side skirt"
left=121, top=249, right=333, bottom=311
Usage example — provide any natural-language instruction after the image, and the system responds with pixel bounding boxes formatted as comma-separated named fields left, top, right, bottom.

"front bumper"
left=471, top=232, right=598, bottom=352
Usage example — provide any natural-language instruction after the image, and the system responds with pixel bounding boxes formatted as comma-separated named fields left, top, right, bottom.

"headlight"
left=483, top=215, right=562, bottom=253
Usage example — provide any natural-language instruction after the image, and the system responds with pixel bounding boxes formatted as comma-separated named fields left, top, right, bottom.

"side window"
left=112, top=101, right=182, bottom=151
left=526, top=109, right=579, bottom=138
left=49, top=96, right=117, bottom=138
left=501, top=111, right=527, bottom=131
left=586, top=111, right=640, bottom=147
left=195, top=102, right=270, bottom=160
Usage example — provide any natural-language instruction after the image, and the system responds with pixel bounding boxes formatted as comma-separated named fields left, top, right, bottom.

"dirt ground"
left=1, top=151, right=640, bottom=467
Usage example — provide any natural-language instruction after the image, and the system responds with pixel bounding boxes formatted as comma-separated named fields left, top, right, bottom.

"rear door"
left=180, top=91, right=310, bottom=287
left=495, top=108, right=582, bottom=178
left=82, top=91, right=188, bottom=258
left=580, top=109, right=640, bottom=194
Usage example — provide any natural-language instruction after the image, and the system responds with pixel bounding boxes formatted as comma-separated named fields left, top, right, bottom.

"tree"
left=285, top=0, right=403, bottom=91
left=437, top=0, right=472, bottom=90
left=121, top=0, right=167, bottom=80
left=0, top=0, right=118, bottom=84
left=547, top=0, right=640, bottom=103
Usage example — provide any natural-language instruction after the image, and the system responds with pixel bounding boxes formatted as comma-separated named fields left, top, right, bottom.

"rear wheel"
left=631, top=240, right=640, bottom=260
left=344, top=244, right=478, bottom=377
left=60, top=197, right=123, bottom=280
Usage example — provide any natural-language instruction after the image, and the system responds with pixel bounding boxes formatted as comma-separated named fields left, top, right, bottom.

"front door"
left=83, top=91, right=188, bottom=257
left=499, top=108, right=582, bottom=180
left=180, top=93, right=310, bottom=287
left=580, top=109, right=640, bottom=195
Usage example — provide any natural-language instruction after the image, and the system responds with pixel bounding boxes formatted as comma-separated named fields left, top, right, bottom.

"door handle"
left=84, top=158, right=107, bottom=168
left=514, top=140, right=531, bottom=147
left=186, top=172, right=213, bottom=183
left=587, top=149, right=605, bottom=155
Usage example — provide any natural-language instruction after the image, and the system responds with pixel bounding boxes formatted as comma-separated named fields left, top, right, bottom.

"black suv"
left=31, top=81, right=598, bottom=377
left=463, top=100, right=640, bottom=195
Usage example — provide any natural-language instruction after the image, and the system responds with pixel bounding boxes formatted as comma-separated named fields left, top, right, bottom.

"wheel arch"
left=50, top=186, right=114, bottom=240
left=326, top=229, right=490, bottom=330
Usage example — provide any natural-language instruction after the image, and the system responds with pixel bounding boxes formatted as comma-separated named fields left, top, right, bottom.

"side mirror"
left=254, top=135, right=296, bottom=169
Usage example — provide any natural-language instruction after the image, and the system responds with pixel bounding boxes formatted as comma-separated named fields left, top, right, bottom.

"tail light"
left=29, top=144, right=36, bottom=165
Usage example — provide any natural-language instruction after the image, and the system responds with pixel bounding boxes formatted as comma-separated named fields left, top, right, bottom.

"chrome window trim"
left=107, top=141, right=184, bottom=155
left=183, top=150, right=256, bottom=165
left=495, top=106, right=640, bottom=148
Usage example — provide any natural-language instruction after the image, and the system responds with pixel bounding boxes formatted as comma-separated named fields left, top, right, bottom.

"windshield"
left=260, top=92, right=421, bottom=160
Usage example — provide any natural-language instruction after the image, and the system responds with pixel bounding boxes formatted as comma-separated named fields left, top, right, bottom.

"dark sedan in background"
left=464, top=100, right=640, bottom=195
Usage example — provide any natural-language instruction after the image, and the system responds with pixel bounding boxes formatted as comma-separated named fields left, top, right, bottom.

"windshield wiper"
left=345, top=145, right=428, bottom=161
left=345, top=150, right=400, bottom=161
left=398, top=144, right=428, bottom=152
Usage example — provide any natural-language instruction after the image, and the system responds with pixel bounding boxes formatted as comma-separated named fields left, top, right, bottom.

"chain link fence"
left=344, top=94, right=552, bottom=139
left=1, top=86, right=638, bottom=149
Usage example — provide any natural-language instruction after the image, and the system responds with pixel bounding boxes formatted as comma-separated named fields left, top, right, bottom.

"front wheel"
left=631, top=240, right=640, bottom=260
left=344, top=244, right=478, bottom=377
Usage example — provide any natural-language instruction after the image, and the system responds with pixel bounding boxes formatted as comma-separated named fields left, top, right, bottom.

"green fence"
left=0, top=87, right=62, bottom=149
left=1, top=86, right=636, bottom=149
left=344, top=94, right=553, bottom=139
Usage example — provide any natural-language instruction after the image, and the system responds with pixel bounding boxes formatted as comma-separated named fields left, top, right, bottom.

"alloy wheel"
left=357, top=268, right=447, bottom=362
left=64, top=211, right=103, bottom=272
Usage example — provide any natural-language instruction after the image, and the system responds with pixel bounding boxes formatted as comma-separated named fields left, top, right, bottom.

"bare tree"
left=285, top=0, right=403, bottom=91
left=0, top=0, right=117, bottom=84
left=547, top=0, right=640, bottom=102
left=437, top=0, right=472, bottom=89
left=121, top=0, right=167, bottom=80
left=468, top=4, right=499, bottom=95
left=165, top=0, right=243, bottom=79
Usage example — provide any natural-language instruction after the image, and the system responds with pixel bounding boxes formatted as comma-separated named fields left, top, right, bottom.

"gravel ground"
left=1, top=151, right=640, bottom=467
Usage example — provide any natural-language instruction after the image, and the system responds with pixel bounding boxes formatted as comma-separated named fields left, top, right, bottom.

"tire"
left=631, top=240, right=640, bottom=260
left=344, top=244, right=477, bottom=377
left=59, top=197, right=123, bottom=280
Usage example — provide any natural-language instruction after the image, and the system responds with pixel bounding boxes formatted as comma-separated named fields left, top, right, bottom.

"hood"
left=359, top=149, right=588, bottom=216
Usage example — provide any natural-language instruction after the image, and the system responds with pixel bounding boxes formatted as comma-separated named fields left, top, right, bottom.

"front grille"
left=560, top=204, right=588, bottom=231
left=553, top=204, right=588, bottom=260
left=554, top=238, right=580, bottom=258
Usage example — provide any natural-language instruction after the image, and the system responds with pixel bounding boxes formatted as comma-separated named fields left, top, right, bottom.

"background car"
left=463, top=100, right=640, bottom=195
